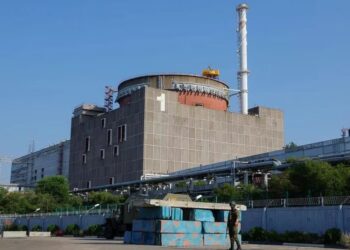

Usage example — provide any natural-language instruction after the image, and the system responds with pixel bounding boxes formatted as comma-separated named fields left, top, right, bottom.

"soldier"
left=228, top=201, right=242, bottom=250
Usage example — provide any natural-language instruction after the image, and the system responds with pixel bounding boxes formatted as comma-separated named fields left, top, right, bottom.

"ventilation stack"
left=236, top=3, right=249, bottom=115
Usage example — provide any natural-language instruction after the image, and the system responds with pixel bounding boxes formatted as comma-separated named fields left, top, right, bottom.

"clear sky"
left=1, top=0, right=350, bottom=184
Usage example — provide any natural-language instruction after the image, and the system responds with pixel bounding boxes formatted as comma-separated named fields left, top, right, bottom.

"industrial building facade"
left=11, top=140, right=70, bottom=186
left=69, top=74, right=284, bottom=189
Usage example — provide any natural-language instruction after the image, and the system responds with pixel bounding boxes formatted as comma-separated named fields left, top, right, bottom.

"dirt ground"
left=0, top=237, right=341, bottom=250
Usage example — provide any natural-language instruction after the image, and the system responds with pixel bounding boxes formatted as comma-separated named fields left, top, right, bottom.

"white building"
left=11, top=140, right=70, bottom=186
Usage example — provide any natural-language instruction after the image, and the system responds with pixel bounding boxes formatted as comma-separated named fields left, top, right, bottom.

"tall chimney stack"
left=236, top=3, right=249, bottom=115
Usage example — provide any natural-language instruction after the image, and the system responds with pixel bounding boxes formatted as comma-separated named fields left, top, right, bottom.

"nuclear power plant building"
left=69, top=74, right=284, bottom=189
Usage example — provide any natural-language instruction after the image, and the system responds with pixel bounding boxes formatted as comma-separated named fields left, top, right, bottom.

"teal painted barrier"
left=171, top=207, right=183, bottom=220
left=157, top=233, right=203, bottom=247
left=203, top=222, right=227, bottom=233
left=203, top=233, right=230, bottom=246
left=216, top=210, right=229, bottom=222
left=158, top=220, right=202, bottom=233
left=190, top=209, right=215, bottom=222
left=137, top=207, right=171, bottom=220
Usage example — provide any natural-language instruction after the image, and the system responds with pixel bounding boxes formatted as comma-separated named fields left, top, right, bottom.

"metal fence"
left=238, top=196, right=350, bottom=208
left=0, top=204, right=117, bottom=218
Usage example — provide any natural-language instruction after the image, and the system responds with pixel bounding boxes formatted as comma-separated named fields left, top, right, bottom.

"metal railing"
left=0, top=204, right=117, bottom=218
left=238, top=196, right=350, bottom=208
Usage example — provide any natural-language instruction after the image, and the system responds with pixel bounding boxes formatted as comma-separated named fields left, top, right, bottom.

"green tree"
left=1, top=192, right=34, bottom=214
left=67, top=194, right=83, bottom=208
left=35, top=176, right=69, bottom=204
left=86, top=192, right=126, bottom=205
left=283, top=160, right=349, bottom=197
left=214, top=183, right=242, bottom=202
left=268, top=174, right=293, bottom=198
left=240, top=184, right=264, bottom=200
left=285, top=142, right=298, bottom=150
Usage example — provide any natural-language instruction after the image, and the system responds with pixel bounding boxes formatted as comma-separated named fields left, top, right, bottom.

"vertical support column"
left=236, top=4, right=249, bottom=114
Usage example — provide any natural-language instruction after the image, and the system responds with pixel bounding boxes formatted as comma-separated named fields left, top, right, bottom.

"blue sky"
left=1, top=0, right=350, bottom=183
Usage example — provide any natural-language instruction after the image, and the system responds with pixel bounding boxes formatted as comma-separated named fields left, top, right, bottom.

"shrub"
left=47, top=224, right=60, bottom=234
left=248, top=227, right=267, bottom=242
left=340, top=233, right=350, bottom=248
left=324, top=228, right=342, bottom=245
left=19, top=225, right=28, bottom=231
left=3, top=224, right=27, bottom=231
left=64, top=224, right=80, bottom=236
left=31, top=225, right=42, bottom=232
left=193, top=180, right=206, bottom=187
left=265, top=230, right=283, bottom=242
left=4, top=224, right=18, bottom=231
left=175, top=181, right=187, bottom=188
left=243, top=228, right=322, bottom=244
left=283, top=231, right=308, bottom=243
left=84, top=224, right=103, bottom=236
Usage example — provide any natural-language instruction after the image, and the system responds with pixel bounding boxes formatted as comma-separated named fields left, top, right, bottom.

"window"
left=82, top=154, right=87, bottom=164
left=100, top=149, right=105, bottom=159
left=107, top=129, right=113, bottom=145
left=101, top=118, right=106, bottom=128
left=85, top=136, right=90, bottom=152
left=117, top=124, right=127, bottom=143
left=109, top=177, right=115, bottom=185
left=41, top=168, right=44, bottom=178
left=87, top=181, right=92, bottom=188
left=113, top=145, right=119, bottom=157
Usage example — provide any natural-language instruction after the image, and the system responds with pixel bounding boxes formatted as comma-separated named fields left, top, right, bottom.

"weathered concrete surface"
left=2, top=231, right=27, bottom=238
left=0, top=237, right=341, bottom=250
left=28, top=232, right=51, bottom=237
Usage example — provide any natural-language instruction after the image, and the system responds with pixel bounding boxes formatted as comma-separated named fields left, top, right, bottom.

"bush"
left=324, top=228, right=342, bottom=245
left=47, top=224, right=60, bottom=234
left=31, top=225, right=42, bottom=232
left=84, top=224, right=103, bottom=236
left=64, top=224, right=80, bottom=236
left=340, top=233, right=350, bottom=248
left=193, top=180, right=206, bottom=187
left=248, top=227, right=267, bottom=242
left=3, top=224, right=28, bottom=231
left=4, top=224, right=17, bottom=231
left=265, top=230, right=283, bottom=242
left=243, top=228, right=322, bottom=244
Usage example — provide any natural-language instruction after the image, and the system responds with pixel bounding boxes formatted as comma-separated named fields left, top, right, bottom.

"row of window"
left=86, top=177, right=114, bottom=188
left=84, top=124, right=127, bottom=153
left=31, top=168, right=45, bottom=181
left=82, top=145, right=119, bottom=164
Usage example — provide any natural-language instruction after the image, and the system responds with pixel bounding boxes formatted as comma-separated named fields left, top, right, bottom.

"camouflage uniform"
left=228, top=205, right=241, bottom=250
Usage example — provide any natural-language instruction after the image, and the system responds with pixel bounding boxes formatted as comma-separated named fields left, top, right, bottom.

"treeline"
left=0, top=176, right=126, bottom=214
left=214, top=160, right=350, bottom=202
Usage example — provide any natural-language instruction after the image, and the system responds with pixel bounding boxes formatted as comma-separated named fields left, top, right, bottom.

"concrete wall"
left=69, top=85, right=284, bottom=189
left=69, top=89, right=145, bottom=189
left=14, top=214, right=107, bottom=231
left=143, top=87, right=284, bottom=174
left=242, top=206, right=350, bottom=234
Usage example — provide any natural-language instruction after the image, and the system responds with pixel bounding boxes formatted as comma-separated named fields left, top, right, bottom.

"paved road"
left=0, top=237, right=341, bottom=250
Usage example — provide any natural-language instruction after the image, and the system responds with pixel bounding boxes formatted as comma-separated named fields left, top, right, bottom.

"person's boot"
left=236, top=244, right=242, bottom=250
left=230, top=244, right=234, bottom=250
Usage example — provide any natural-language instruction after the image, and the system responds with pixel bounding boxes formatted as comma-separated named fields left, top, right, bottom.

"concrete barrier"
left=2, top=231, right=27, bottom=238
left=29, top=231, right=51, bottom=237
